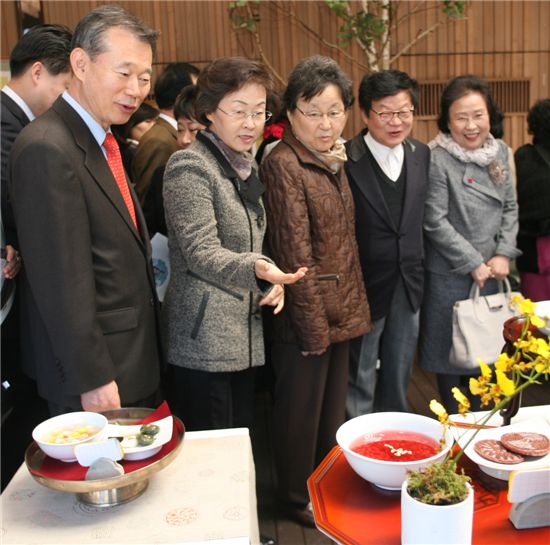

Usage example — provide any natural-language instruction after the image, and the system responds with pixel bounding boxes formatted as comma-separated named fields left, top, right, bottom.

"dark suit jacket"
left=9, top=96, right=162, bottom=407
left=131, top=117, right=177, bottom=204
left=515, top=142, right=550, bottom=273
left=1, top=90, right=31, bottom=248
left=345, top=131, right=430, bottom=321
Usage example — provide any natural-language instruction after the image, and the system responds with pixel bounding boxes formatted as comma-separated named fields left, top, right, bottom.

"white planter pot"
left=401, top=480, right=474, bottom=545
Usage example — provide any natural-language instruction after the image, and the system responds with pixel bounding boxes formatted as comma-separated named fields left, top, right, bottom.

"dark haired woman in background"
left=162, top=57, right=306, bottom=432
left=418, top=75, right=520, bottom=412
left=515, top=98, right=550, bottom=301
left=260, top=55, right=371, bottom=527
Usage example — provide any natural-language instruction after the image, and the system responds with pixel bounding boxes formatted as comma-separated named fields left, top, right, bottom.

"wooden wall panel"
left=1, top=0, right=547, bottom=150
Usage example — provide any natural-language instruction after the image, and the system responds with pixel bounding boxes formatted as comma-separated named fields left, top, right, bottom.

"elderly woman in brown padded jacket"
left=260, top=56, right=371, bottom=528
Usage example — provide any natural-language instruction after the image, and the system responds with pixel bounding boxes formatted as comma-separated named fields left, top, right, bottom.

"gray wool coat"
left=419, top=139, right=521, bottom=374
left=162, top=134, right=272, bottom=373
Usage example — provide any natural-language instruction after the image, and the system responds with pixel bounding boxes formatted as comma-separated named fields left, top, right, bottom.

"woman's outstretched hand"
left=255, top=259, right=308, bottom=314
left=255, top=259, right=307, bottom=285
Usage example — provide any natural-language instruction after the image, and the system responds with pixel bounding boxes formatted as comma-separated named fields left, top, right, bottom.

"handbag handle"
left=468, top=277, right=512, bottom=301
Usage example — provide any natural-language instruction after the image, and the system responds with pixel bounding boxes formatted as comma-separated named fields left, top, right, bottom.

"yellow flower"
left=531, top=314, right=546, bottom=328
left=514, top=296, right=537, bottom=316
left=451, top=387, right=471, bottom=413
left=532, top=338, right=549, bottom=358
left=494, top=353, right=513, bottom=373
left=477, top=359, right=492, bottom=379
left=496, top=370, right=516, bottom=396
left=429, top=399, right=448, bottom=423
left=469, top=377, right=484, bottom=395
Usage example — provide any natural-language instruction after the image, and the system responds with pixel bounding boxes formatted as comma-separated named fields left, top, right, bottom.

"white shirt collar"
left=2, top=85, right=35, bottom=122
left=364, top=131, right=405, bottom=182
left=158, top=112, right=177, bottom=129
left=62, top=90, right=108, bottom=152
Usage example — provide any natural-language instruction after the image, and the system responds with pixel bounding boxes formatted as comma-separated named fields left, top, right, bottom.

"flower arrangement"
left=407, top=295, right=550, bottom=506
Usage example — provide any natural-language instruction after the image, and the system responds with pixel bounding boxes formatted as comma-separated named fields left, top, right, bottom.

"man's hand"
left=2, top=245, right=22, bottom=279
left=81, top=381, right=121, bottom=412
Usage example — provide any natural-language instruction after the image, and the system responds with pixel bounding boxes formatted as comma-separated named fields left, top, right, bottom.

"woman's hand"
left=2, top=245, right=22, bottom=279
left=255, top=259, right=307, bottom=285
left=259, top=284, right=285, bottom=314
left=471, top=262, right=492, bottom=288
left=486, top=255, right=510, bottom=280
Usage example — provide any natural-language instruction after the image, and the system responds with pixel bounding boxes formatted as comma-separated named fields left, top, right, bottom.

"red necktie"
left=103, top=132, right=137, bottom=228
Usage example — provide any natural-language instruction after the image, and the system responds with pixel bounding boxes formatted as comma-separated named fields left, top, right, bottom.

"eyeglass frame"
left=216, top=106, right=272, bottom=122
left=370, top=107, right=415, bottom=123
left=295, top=106, right=347, bottom=122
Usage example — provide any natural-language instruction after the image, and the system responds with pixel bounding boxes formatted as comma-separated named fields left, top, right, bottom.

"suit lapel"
left=53, top=98, right=145, bottom=248
left=347, top=133, right=396, bottom=229
left=1, top=91, right=32, bottom=128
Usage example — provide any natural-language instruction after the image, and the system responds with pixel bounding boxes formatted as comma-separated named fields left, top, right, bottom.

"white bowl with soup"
left=336, top=412, right=454, bottom=490
left=32, top=411, right=108, bottom=462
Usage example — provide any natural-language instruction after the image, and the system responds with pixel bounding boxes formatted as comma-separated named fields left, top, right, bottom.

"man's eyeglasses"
left=217, top=107, right=272, bottom=122
left=370, top=108, right=415, bottom=123
left=296, top=107, right=346, bottom=122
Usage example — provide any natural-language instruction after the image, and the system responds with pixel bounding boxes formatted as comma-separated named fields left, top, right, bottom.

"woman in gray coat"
left=162, top=58, right=306, bottom=431
left=418, top=75, right=520, bottom=412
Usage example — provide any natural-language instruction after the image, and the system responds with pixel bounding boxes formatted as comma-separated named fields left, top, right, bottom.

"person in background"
left=260, top=55, right=371, bottom=528
left=515, top=98, right=550, bottom=301
left=143, top=84, right=205, bottom=237
left=1, top=23, right=72, bottom=491
left=132, top=62, right=193, bottom=203
left=9, top=5, right=163, bottom=416
left=418, top=75, right=520, bottom=413
left=254, top=91, right=284, bottom=164
left=1, top=24, right=72, bottom=258
left=345, top=70, right=430, bottom=418
left=178, top=61, right=200, bottom=84
left=112, top=102, right=159, bottom=173
left=162, top=56, right=306, bottom=433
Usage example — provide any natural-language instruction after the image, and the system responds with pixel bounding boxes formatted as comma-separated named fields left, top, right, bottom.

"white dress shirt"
left=364, top=131, right=404, bottom=182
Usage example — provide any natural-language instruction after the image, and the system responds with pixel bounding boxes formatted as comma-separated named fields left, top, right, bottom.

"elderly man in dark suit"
left=345, top=70, right=430, bottom=416
left=9, top=6, right=162, bottom=415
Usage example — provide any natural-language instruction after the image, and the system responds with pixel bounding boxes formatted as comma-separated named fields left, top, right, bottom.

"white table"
left=1, top=428, right=260, bottom=545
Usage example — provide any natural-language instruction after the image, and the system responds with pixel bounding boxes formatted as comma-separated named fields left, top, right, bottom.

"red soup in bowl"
left=350, top=430, right=439, bottom=462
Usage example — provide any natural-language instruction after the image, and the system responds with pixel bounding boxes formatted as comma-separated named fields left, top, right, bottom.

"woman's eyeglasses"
left=370, top=108, right=415, bottom=123
left=217, top=107, right=272, bottom=122
left=295, top=107, right=346, bottom=121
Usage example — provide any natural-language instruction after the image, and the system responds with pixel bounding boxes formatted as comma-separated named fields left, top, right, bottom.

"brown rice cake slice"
left=474, top=439, right=524, bottom=464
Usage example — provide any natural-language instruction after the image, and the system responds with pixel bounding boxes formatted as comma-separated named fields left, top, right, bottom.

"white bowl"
left=336, top=412, right=454, bottom=490
left=32, top=411, right=108, bottom=462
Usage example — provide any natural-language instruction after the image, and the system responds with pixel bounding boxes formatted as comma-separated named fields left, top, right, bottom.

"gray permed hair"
left=71, top=5, right=158, bottom=60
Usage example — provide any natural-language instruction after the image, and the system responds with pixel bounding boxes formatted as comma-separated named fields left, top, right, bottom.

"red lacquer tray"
left=307, top=446, right=550, bottom=545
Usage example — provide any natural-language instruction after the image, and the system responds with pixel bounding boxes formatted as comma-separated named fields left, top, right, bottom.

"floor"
left=251, top=361, right=550, bottom=545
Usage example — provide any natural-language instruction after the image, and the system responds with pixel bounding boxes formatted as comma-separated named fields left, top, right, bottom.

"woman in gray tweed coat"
left=162, top=58, right=306, bottom=431
left=418, top=75, right=520, bottom=412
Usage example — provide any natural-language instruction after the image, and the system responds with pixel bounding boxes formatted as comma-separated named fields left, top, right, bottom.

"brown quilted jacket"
left=260, top=127, right=372, bottom=352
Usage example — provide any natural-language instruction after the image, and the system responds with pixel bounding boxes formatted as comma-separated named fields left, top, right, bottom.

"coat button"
left=150, top=297, right=155, bottom=306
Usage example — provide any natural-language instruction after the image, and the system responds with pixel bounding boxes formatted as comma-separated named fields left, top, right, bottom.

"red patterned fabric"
left=103, top=132, right=137, bottom=228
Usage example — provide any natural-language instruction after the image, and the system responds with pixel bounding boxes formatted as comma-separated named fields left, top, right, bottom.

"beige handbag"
left=450, top=279, right=521, bottom=370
